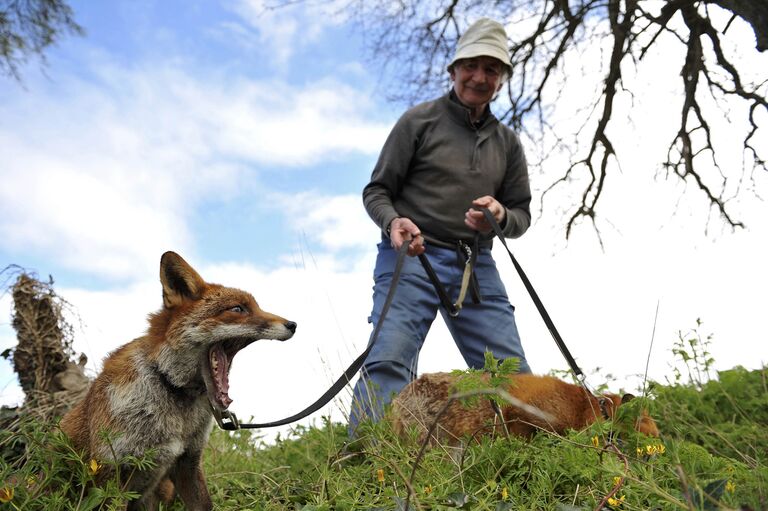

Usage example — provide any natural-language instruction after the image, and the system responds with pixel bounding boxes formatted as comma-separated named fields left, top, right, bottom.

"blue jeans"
left=348, top=240, right=531, bottom=432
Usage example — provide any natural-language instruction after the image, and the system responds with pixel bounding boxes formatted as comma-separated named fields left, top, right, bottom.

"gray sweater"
left=363, top=92, right=531, bottom=248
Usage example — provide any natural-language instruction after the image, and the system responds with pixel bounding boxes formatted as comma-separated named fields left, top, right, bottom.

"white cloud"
left=225, top=0, right=352, bottom=68
left=0, top=55, right=390, bottom=280
left=276, top=192, right=380, bottom=255
left=0, top=159, right=191, bottom=280
left=0, top=293, right=24, bottom=407
left=207, top=78, right=391, bottom=166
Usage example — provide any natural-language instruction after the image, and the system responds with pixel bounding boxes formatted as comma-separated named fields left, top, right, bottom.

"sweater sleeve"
left=362, top=112, right=418, bottom=233
left=498, top=131, right=532, bottom=239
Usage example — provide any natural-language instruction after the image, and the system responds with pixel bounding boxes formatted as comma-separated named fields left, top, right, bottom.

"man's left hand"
left=465, top=196, right=506, bottom=233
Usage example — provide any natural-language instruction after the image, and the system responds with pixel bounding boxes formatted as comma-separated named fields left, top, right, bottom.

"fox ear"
left=621, top=393, right=635, bottom=404
left=160, top=251, right=206, bottom=308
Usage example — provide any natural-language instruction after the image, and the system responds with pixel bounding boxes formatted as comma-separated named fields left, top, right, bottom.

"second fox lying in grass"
left=391, top=372, right=659, bottom=445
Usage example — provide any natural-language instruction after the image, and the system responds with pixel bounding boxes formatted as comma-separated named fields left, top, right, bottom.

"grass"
left=1, top=328, right=766, bottom=510
left=197, top=364, right=767, bottom=510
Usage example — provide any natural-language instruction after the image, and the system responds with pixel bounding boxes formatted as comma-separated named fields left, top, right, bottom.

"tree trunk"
left=8, top=273, right=89, bottom=420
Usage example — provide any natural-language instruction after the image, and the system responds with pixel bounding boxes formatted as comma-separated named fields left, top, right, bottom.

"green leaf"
left=499, top=357, right=520, bottom=375
left=484, top=351, right=499, bottom=373
left=78, top=487, right=105, bottom=511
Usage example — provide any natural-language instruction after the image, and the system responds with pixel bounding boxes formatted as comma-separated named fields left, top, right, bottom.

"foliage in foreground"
left=0, top=335, right=766, bottom=510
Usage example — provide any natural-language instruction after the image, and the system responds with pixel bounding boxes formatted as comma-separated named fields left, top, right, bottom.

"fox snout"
left=259, top=315, right=297, bottom=341
left=281, top=320, right=297, bottom=339
left=244, top=308, right=296, bottom=342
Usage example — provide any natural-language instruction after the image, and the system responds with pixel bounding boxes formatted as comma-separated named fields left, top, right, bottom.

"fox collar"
left=151, top=363, right=207, bottom=404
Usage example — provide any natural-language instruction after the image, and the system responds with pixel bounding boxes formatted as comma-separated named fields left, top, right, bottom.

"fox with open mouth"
left=60, top=251, right=296, bottom=510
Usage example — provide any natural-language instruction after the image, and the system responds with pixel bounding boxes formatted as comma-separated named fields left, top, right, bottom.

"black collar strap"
left=152, top=364, right=206, bottom=402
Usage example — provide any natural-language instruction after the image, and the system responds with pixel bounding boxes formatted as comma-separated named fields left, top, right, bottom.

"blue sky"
left=1, top=0, right=767, bottom=434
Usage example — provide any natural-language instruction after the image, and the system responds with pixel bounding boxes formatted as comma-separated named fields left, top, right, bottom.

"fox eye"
left=227, top=305, right=246, bottom=314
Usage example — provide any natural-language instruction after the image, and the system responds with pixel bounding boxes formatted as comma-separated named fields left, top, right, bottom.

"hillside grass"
left=199, top=364, right=767, bottom=511
left=1, top=332, right=766, bottom=510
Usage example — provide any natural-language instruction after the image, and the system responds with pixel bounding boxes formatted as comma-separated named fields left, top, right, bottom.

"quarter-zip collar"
left=446, top=90, right=498, bottom=131
left=444, top=91, right=499, bottom=171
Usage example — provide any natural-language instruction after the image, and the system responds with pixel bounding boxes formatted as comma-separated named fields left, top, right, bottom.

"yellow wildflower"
left=0, top=486, right=13, bottom=503
left=636, top=447, right=643, bottom=456
left=726, top=480, right=736, bottom=493
left=26, top=475, right=37, bottom=488
left=613, top=476, right=622, bottom=487
left=376, top=468, right=385, bottom=483
left=607, top=494, right=625, bottom=507
left=591, top=436, right=600, bottom=448
left=644, top=443, right=666, bottom=456
left=501, top=486, right=509, bottom=500
left=89, top=459, right=101, bottom=476
left=423, top=485, right=432, bottom=495
left=644, top=443, right=663, bottom=456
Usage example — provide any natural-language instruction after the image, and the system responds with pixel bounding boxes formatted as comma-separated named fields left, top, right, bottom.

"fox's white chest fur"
left=101, top=358, right=213, bottom=463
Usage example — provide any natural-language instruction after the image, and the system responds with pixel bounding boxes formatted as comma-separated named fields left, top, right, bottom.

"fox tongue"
left=209, top=344, right=232, bottom=409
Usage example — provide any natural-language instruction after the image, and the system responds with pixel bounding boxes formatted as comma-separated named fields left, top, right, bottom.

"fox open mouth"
left=204, top=339, right=254, bottom=411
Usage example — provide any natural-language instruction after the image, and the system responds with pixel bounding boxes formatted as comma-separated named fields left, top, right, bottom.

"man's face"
left=450, top=56, right=505, bottom=111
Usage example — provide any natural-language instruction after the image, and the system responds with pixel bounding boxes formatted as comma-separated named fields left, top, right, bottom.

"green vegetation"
left=1, top=325, right=766, bottom=510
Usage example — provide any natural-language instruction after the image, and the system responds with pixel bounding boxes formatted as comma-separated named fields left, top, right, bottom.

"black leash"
left=417, top=252, right=458, bottom=315
left=477, top=207, right=584, bottom=380
left=213, top=240, right=412, bottom=431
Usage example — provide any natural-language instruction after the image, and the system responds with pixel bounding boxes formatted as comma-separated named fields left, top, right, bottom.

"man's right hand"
left=388, top=217, right=426, bottom=256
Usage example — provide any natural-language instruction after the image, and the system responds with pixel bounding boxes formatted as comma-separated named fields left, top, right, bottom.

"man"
left=350, top=18, right=532, bottom=431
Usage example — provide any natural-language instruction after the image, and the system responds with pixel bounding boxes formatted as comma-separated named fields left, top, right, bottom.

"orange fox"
left=60, top=251, right=296, bottom=510
left=391, top=372, right=659, bottom=445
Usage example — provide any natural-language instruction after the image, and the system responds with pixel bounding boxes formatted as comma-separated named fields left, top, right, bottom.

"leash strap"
left=214, top=240, right=412, bottom=430
left=478, top=207, right=584, bottom=379
left=417, top=253, right=458, bottom=316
